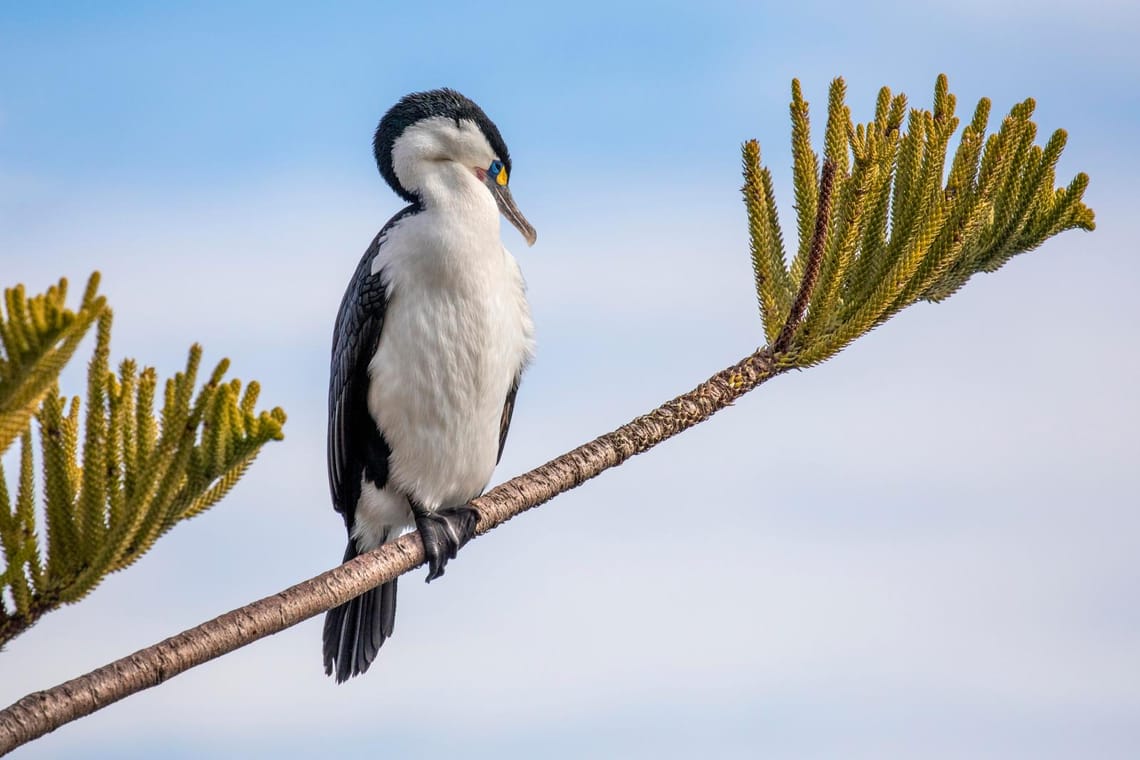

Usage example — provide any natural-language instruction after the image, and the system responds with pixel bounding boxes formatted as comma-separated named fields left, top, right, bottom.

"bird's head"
left=373, top=88, right=536, bottom=246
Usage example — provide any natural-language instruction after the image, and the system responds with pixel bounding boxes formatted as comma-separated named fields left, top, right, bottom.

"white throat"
left=390, top=116, right=500, bottom=219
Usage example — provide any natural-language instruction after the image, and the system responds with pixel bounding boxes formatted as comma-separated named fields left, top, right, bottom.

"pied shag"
left=323, top=89, right=536, bottom=682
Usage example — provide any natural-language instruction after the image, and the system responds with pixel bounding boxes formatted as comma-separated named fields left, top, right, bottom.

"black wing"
left=327, top=205, right=418, bottom=532
left=497, top=373, right=521, bottom=464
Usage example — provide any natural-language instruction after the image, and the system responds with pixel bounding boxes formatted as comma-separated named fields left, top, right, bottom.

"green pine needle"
left=0, top=274, right=106, bottom=453
left=742, top=74, right=1094, bottom=367
left=1, top=274, right=286, bottom=645
left=789, top=79, right=821, bottom=285
left=742, top=139, right=792, bottom=344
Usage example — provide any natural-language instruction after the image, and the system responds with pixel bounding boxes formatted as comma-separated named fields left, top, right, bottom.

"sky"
left=2, top=1, right=1138, bottom=758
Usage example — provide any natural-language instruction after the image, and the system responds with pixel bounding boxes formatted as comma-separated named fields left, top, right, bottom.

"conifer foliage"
left=0, top=276, right=105, bottom=455
left=743, top=75, right=1094, bottom=365
left=0, top=273, right=286, bottom=646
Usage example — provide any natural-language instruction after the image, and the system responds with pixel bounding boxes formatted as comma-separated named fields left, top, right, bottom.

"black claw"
left=439, top=505, right=479, bottom=550
left=412, top=505, right=479, bottom=583
left=415, top=515, right=450, bottom=582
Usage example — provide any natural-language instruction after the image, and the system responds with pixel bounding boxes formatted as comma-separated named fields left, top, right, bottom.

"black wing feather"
left=327, top=204, right=418, bottom=532
left=497, top=373, right=521, bottom=464
left=324, top=205, right=417, bottom=683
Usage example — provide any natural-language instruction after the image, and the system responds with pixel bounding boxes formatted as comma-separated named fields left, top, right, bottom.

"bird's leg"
left=409, top=498, right=478, bottom=583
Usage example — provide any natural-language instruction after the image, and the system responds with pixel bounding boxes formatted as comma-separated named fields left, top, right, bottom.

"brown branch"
left=775, top=160, right=837, bottom=353
left=0, top=349, right=783, bottom=756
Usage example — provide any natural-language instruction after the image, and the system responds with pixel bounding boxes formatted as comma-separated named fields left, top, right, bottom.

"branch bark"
left=0, top=347, right=783, bottom=755
left=775, top=159, right=836, bottom=353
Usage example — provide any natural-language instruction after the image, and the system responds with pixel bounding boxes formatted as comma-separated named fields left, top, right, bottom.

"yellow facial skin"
left=487, top=160, right=509, bottom=187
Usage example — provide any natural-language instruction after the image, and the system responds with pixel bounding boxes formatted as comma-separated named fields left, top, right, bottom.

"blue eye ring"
left=488, top=160, right=503, bottom=175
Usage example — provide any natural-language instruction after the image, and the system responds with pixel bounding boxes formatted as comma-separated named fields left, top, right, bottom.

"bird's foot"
left=414, top=505, right=478, bottom=583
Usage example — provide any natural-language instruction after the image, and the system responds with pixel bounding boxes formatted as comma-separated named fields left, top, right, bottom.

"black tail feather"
left=323, top=542, right=398, bottom=683
left=380, top=578, right=397, bottom=637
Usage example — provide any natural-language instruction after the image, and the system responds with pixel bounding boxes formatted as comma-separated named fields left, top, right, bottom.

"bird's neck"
left=411, top=163, right=500, bottom=230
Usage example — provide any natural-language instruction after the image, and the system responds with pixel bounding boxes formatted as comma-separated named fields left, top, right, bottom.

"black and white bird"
left=323, top=89, right=536, bottom=682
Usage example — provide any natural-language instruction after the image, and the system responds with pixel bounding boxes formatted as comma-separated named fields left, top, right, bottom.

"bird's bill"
left=487, top=180, right=537, bottom=247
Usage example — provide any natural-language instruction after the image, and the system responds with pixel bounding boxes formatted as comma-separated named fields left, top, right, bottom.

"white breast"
left=365, top=204, right=534, bottom=513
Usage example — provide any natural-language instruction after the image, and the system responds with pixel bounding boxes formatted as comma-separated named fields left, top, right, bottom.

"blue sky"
left=2, top=2, right=1138, bottom=758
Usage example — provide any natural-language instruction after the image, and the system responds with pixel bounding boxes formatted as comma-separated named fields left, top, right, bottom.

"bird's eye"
left=487, top=160, right=508, bottom=186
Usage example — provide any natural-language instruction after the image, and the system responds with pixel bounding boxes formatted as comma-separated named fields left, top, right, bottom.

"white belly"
left=366, top=230, right=533, bottom=512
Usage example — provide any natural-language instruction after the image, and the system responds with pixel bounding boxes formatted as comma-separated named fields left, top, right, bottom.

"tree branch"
left=775, top=159, right=836, bottom=353
left=0, top=348, right=781, bottom=755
